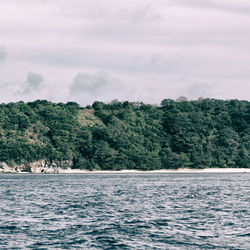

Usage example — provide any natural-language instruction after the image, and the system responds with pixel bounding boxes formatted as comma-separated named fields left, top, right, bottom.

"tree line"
left=0, top=98, right=249, bottom=169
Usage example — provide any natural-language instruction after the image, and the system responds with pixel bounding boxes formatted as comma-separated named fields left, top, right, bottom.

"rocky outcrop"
left=0, top=162, right=18, bottom=173
left=0, top=160, right=73, bottom=173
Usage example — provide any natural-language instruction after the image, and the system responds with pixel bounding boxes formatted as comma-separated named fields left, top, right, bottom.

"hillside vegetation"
left=0, top=99, right=249, bottom=170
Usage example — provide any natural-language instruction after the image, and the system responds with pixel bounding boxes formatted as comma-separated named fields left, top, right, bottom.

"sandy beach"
left=58, top=168, right=250, bottom=174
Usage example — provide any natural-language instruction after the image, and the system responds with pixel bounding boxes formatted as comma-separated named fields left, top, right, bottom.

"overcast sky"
left=0, top=0, right=250, bottom=105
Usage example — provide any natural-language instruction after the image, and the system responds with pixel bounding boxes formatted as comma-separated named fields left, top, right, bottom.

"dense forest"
left=0, top=98, right=249, bottom=170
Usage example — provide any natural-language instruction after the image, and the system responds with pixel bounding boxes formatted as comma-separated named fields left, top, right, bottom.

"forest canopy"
left=0, top=99, right=249, bottom=170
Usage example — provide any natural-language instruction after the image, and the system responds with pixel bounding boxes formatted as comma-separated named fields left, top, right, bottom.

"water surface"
left=0, top=173, right=249, bottom=249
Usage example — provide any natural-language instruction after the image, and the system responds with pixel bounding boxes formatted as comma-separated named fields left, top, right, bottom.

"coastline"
left=57, top=168, right=250, bottom=174
left=1, top=161, right=249, bottom=174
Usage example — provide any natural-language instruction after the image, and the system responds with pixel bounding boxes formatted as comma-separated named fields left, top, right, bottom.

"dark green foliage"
left=0, top=99, right=249, bottom=169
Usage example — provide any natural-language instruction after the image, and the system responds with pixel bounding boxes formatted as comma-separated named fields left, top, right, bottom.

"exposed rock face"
left=0, top=160, right=73, bottom=173
left=0, top=162, right=17, bottom=173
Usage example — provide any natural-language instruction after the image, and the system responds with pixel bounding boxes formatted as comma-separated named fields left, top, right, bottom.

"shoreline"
left=1, top=168, right=249, bottom=174
left=58, top=168, right=250, bottom=174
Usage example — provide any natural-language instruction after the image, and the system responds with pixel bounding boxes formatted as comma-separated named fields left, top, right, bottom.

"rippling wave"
left=0, top=173, right=249, bottom=249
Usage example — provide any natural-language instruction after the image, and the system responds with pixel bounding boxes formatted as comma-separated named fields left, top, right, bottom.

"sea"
left=0, top=173, right=249, bottom=249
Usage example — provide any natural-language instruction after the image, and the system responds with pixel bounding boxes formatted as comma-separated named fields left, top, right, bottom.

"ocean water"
left=0, top=173, right=249, bottom=249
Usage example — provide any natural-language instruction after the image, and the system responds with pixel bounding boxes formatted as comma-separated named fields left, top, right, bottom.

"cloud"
left=69, top=71, right=135, bottom=104
left=0, top=47, right=7, bottom=63
left=17, top=72, right=44, bottom=95
left=118, top=4, right=162, bottom=23
left=185, top=83, right=212, bottom=99
left=70, top=71, right=110, bottom=95
left=173, top=0, right=250, bottom=16
left=132, top=5, right=161, bottom=23
left=70, top=71, right=124, bottom=96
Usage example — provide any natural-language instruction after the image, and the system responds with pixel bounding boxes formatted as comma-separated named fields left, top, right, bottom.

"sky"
left=0, top=0, right=250, bottom=105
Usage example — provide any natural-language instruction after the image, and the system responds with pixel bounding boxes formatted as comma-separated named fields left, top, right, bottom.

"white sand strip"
left=58, top=168, right=250, bottom=174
